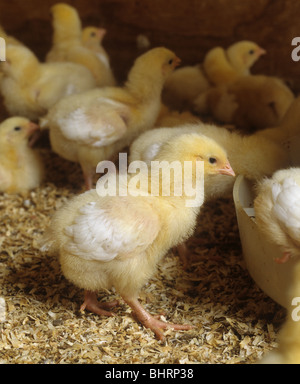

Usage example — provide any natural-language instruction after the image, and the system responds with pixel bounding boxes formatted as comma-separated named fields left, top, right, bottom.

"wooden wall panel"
left=0, top=0, right=299, bottom=89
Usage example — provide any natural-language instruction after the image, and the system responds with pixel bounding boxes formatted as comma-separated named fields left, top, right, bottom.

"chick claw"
left=123, top=296, right=194, bottom=341
left=135, top=314, right=194, bottom=342
left=80, top=290, right=119, bottom=317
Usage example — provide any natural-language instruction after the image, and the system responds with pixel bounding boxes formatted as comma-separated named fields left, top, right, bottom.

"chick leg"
left=81, top=166, right=94, bottom=190
left=83, top=172, right=93, bottom=190
left=80, top=290, right=119, bottom=317
left=122, top=296, right=194, bottom=341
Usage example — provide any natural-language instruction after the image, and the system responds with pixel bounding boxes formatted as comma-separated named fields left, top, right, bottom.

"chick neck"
left=226, top=44, right=250, bottom=75
left=124, top=66, right=165, bottom=103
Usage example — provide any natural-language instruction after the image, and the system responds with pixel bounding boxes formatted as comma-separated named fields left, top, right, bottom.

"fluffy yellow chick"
left=254, top=168, right=300, bottom=264
left=0, top=44, right=96, bottom=121
left=162, top=64, right=211, bottom=110
left=42, top=47, right=181, bottom=190
left=194, top=75, right=295, bottom=132
left=40, top=133, right=235, bottom=340
left=0, top=117, right=44, bottom=194
left=203, top=40, right=266, bottom=85
left=129, top=123, right=288, bottom=200
left=47, top=3, right=116, bottom=87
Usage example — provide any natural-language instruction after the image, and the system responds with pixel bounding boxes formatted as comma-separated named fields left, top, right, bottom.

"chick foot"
left=80, top=290, right=119, bottom=316
left=122, top=296, right=194, bottom=341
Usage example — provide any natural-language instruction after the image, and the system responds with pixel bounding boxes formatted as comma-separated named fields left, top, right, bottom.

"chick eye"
left=90, top=32, right=96, bottom=37
left=168, top=59, right=174, bottom=65
left=249, top=49, right=255, bottom=55
left=14, top=126, right=22, bottom=131
left=209, top=157, right=217, bottom=164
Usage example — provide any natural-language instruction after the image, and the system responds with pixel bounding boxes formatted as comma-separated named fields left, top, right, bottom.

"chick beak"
left=218, top=163, right=235, bottom=177
left=257, top=47, right=267, bottom=57
left=97, top=28, right=107, bottom=40
left=26, top=122, right=41, bottom=147
left=173, top=56, right=181, bottom=69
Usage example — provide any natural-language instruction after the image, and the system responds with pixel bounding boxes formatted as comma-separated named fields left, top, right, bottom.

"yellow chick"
left=129, top=123, right=288, bottom=200
left=194, top=75, right=295, bottom=133
left=254, top=168, right=300, bottom=264
left=42, top=47, right=181, bottom=190
left=162, top=64, right=211, bottom=110
left=203, top=40, right=266, bottom=85
left=0, top=117, right=44, bottom=194
left=40, top=133, right=235, bottom=341
left=47, top=3, right=116, bottom=87
left=0, top=44, right=96, bottom=121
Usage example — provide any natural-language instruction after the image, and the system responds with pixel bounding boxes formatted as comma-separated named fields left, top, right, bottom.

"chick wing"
left=58, top=97, right=131, bottom=147
left=63, top=196, right=161, bottom=262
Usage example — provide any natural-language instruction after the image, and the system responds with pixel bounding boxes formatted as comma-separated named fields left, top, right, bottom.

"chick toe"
left=80, top=291, right=118, bottom=317
left=123, top=296, right=193, bottom=341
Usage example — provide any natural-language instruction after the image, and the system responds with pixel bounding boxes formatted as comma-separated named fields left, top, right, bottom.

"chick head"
left=0, top=44, right=39, bottom=80
left=129, top=47, right=181, bottom=84
left=0, top=117, right=39, bottom=148
left=154, top=132, right=235, bottom=177
left=227, top=40, right=266, bottom=72
left=82, top=27, right=107, bottom=47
